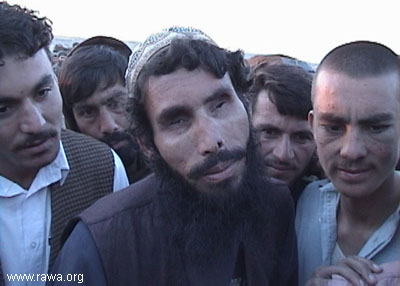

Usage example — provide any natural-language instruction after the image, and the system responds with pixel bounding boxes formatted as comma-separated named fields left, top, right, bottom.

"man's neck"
left=337, top=172, right=400, bottom=255
left=1, top=168, right=38, bottom=190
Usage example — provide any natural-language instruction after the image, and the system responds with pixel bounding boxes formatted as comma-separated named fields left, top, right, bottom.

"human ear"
left=308, top=110, right=314, bottom=131
left=137, top=135, right=156, bottom=159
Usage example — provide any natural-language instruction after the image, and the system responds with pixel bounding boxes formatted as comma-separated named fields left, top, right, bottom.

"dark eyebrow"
left=157, top=105, right=190, bottom=125
left=73, top=103, right=94, bottom=110
left=32, top=74, right=54, bottom=93
left=254, top=123, right=281, bottom=131
left=0, top=74, right=54, bottom=102
left=0, top=96, right=18, bottom=105
left=319, top=112, right=394, bottom=125
left=203, top=87, right=232, bottom=105
left=318, top=113, right=348, bottom=125
left=108, top=90, right=128, bottom=99
left=359, top=113, right=394, bottom=125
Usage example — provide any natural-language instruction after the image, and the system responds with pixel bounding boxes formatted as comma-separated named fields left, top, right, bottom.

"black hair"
left=313, top=41, right=400, bottom=102
left=58, top=44, right=129, bottom=131
left=247, top=64, right=312, bottom=120
left=0, top=1, right=53, bottom=65
left=317, top=40, right=400, bottom=78
left=129, top=38, right=252, bottom=169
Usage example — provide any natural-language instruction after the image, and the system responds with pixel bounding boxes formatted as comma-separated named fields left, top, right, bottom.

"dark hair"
left=317, top=41, right=400, bottom=78
left=314, top=41, right=400, bottom=101
left=246, top=54, right=316, bottom=75
left=247, top=64, right=313, bottom=120
left=58, top=44, right=129, bottom=131
left=0, top=1, right=53, bottom=65
left=130, top=38, right=252, bottom=168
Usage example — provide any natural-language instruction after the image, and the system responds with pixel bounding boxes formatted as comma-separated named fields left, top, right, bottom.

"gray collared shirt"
left=295, top=179, right=400, bottom=286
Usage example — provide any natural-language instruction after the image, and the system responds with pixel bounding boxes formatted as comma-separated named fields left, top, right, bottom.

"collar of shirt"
left=319, top=177, right=400, bottom=262
left=0, top=141, right=70, bottom=198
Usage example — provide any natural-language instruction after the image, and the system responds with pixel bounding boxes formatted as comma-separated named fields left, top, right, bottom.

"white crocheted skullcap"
left=125, top=26, right=215, bottom=97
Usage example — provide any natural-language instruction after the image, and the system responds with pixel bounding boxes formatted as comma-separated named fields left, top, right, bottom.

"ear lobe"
left=137, top=135, right=155, bottom=159
left=308, top=110, right=314, bottom=130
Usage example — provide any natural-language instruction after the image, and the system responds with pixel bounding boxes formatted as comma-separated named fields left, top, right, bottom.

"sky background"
left=9, top=0, right=400, bottom=64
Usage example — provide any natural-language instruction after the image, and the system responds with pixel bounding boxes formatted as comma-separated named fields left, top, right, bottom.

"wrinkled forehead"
left=144, top=68, right=234, bottom=109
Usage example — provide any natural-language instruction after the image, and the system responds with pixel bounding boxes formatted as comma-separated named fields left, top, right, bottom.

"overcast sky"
left=9, top=0, right=400, bottom=63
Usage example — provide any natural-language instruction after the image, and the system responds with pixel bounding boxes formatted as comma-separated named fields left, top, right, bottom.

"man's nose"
left=340, top=127, right=367, bottom=160
left=20, top=101, right=46, bottom=133
left=99, top=110, right=119, bottom=135
left=273, top=136, right=295, bottom=161
left=196, top=116, right=224, bottom=156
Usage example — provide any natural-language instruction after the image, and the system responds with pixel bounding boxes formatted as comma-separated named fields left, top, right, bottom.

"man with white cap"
left=50, top=27, right=298, bottom=286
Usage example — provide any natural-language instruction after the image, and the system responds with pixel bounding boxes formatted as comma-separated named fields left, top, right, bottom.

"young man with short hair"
left=296, top=41, right=400, bottom=286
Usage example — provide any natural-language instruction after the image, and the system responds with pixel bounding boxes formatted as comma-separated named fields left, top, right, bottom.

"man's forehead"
left=74, top=86, right=128, bottom=107
left=315, top=69, right=400, bottom=104
left=0, top=49, right=52, bottom=72
left=144, top=69, right=236, bottom=124
left=146, top=68, right=232, bottom=100
left=0, top=55, right=55, bottom=97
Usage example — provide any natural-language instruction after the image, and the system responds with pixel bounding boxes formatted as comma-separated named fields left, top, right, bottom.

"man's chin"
left=268, top=177, right=288, bottom=186
left=111, top=139, right=131, bottom=150
left=189, top=174, right=243, bottom=202
left=114, top=145, right=137, bottom=166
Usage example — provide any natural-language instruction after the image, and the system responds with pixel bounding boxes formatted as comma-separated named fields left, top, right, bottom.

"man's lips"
left=19, top=137, right=54, bottom=155
left=202, top=160, right=237, bottom=183
left=339, top=168, right=369, bottom=174
left=25, top=138, right=48, bottom=148
left=267, top=163, right=295, bottom=172
left=337, top=167, right=370, bottom=182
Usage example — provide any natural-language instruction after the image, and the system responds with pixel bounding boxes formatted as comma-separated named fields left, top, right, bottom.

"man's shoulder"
left=81, top=174, right=159, bottom=224
left=61, top=129, right=114, bottom=167
left=303, top=178, right=331, bottom=195
left=263, top=180, right=296, bottom=217
left=61, top=129, right=111, bottom=152
left=61, top=174, right=159, bottom=244
left=297, top=179, right=331, bottom=210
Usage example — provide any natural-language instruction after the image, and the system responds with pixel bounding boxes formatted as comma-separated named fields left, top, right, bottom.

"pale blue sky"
left=9, top=0, right=400, bottom=63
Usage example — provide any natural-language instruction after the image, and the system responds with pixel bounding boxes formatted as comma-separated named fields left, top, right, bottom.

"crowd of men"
left=0, top=1, right=399, bottom=286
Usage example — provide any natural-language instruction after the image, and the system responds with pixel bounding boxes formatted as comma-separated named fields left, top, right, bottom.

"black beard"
left=153, top=132, right=277, bottom=267
left=100, top=131, right=138, bottom=166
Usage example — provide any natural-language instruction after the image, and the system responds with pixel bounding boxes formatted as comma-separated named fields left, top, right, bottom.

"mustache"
left=265, top=158, right=296, bottom=169
left=187, top=148, right=246, bottom=180
left=15, top=129, right=58, bottom=150
left=101, top=131, right=132, bottom=145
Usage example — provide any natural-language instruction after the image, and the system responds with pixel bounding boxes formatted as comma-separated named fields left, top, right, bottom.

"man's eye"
left=108, top=100, right=120, bottom=108
left=323, top=125, right=344, bottom=134
left=368, top=124, right=389, bottom=133
left=37, top=87, right=51, bottom=98
left=169, top=118, right=187, bottom=126
left=0, top=104, right=14, bottom=117
left=215, top=101, right=226, bottom=109
left=259, top=129, right=279, bottom=138
left=293, top=133, right=313, bottom=143
left=108, top=100, right=126, bottom=112
left=77, top=109, right=96, bottom=119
